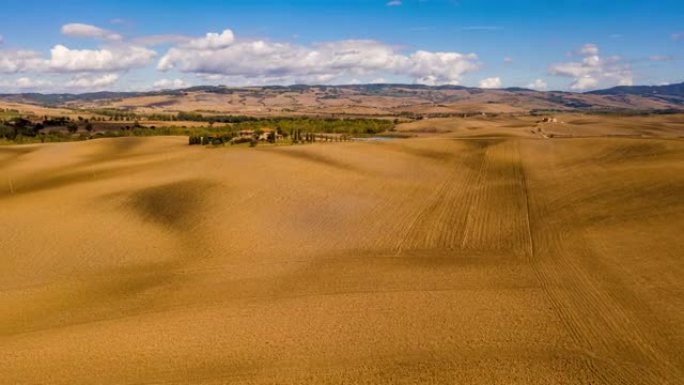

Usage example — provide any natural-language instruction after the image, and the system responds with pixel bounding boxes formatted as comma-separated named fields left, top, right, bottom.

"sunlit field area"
left=2, top=114, right=683, bottom=384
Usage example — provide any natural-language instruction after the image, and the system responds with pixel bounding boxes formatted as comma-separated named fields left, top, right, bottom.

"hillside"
left=587, top=82, right=684, bottom=105
left=2, top=83, right=683, bottom=117
left=2, top=118, right=682, bottom=384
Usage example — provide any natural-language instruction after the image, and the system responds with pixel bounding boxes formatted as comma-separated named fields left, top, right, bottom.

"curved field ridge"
left=0, top=121, right=682, bottom=384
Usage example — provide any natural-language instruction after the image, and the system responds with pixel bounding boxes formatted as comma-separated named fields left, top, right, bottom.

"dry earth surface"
left=1, top=116, right=683, bottom=384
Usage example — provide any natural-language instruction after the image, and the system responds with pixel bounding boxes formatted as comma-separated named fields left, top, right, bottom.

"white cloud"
left=16, top=77, right=36, bottom=88
left=503, top=56, right=513, bottom=64
left=47, top=44, right=156, bottom=72
left=66, top=74, right=119, bottom=89
left=526, top=78, right=548, bottom=90
left=158, top=30, right=480, bottom=85
left=549, top=43, right=632, bottom=90
left=0, top=44, right=155, bottom=75
left=0, top=50, right=43, bottom=73
left=579, top=43, right=599, bottom=56
left=0, top=73, right=120, bottom=92
left=387, top=1, right=402, bottom=6
left=153, top=78, right=189, bottom=89
left=407, top=50, right=480, bottom=85
left=195, top=73, right=226, bottom=81
left=184, top=29, right=235, bottom=50
left=0, top=26, right=484, bottom=91
left=618, top=78, right=633, bottom=86
left=479, top=77, right=501, bottom=89
left=61, top=23, right=122, bottom=41
left=14, top=77, right=54, bottom=89
left=572, top=76, right=599, bottom=90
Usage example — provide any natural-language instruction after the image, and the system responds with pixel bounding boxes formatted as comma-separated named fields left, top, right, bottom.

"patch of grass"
left=0, top=111, right=20, bottom=120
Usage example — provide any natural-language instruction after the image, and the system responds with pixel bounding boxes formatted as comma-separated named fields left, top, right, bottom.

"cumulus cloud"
left=1, top=44, right=155, bottom=74
left=526, top=78, right=548, bottom=90
left=1, top=21, right=156, bottom=76
left=549, top=43, right=632, bottom=90
left=158, top=30, right=480, bottom=85
left=47, top=44, right=155, bottom=72
left=14, top=77, right=54, bottom=89
left=61, top=23, right=122, bottom=41
left=387, top=1, right=402, bottom=6
left=184, top=30, right=234, bottom=50
left=503, top=56, right=513, bottom=64
left=479, top=77, right=501, bottom=89
left=0, top=73, right=120, bottom=92
left=66, top=73, right=119, bottom=89
left=153, top=78, right=188, bottom=89
left=572, top=76, right=598, bottom=90
left=0, top=25, right=484, bottom=91
left=195, top=73, right=226, bottom=81
left=0, top=50, right=43, bottom=73
left=408, top=50, right=480, bottom=85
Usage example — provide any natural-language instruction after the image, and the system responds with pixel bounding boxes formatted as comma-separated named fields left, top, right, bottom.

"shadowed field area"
left=1, top=118, right=683, bottom=384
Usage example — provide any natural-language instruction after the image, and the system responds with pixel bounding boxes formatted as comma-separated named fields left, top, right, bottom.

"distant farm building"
left=238, top=129, right=255, bottom=138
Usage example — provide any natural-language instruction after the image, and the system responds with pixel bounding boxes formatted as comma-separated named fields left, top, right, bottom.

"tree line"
left=1, top=114, right=394, bottom=144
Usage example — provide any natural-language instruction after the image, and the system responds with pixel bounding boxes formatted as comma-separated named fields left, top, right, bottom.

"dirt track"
left=1, top=126, right=683, bottom=384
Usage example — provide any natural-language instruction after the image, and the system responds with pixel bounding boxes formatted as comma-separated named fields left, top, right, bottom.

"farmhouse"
left=238, top=129, right=255, bottom=138
left=258, top=128, right=283, bottom=141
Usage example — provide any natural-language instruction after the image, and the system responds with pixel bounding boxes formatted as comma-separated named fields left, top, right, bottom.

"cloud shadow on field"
left=125, top=179, right=217, bottom=231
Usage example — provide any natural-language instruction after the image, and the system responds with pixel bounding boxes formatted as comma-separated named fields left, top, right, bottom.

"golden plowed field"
left=1, top=119, right=682, bottom=384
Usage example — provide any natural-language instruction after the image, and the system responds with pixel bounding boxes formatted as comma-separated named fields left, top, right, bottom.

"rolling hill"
left=2, top=82, right=683, bottom=117
left=2, top=118, right=682, bottom=384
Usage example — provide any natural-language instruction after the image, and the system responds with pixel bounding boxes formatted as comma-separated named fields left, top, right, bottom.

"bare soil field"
left=1, top=117, right=682, bottom=384
left=0, top=101, right=88, bottom=120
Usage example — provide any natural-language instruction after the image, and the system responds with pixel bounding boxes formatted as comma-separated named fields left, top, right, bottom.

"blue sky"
left=0, top=0, right=682, bottom=92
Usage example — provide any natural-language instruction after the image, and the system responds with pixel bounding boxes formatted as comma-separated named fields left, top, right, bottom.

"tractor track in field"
left=518, top=139, right=683, bottom=384
left=2, top=134, right=682, bottom=385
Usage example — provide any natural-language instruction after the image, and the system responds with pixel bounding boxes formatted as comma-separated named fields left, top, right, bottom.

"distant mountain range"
left=1, top=82, right=683, bottom=116
left=586, top=83, right=684, bottom=105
